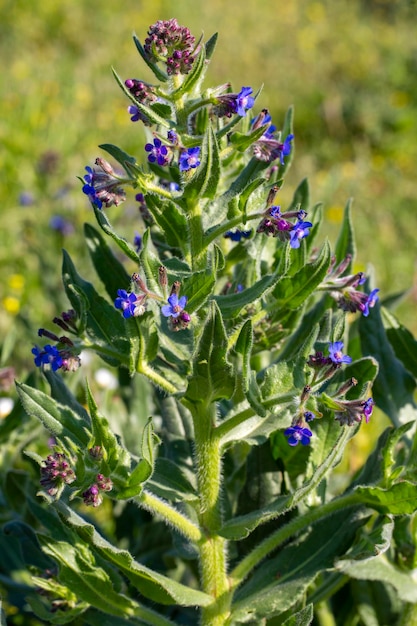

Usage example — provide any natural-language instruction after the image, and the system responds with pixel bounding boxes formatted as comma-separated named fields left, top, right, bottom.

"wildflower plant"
left=8, top=17, right=417, bottom=626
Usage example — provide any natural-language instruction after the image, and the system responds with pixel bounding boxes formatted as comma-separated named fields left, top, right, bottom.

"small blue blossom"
left=289, top=220, right=313, bottom=248
left=82, top=166, right=103, bottom=209
left=235, top=87, right=255, bottom=116
left=280, top=134, right=294, bottom=164
left=224, top=229, right=252, bottom=242
left=114, top=289, right=141, bottom=318
left=145, top=138, right=169, bottom=166
left=128, top=105, right=141, bottom=122
left=161, top=294, right=188, bottom=318
left=284, top=424, right=313, bottom=446
left=304, top=411, right=315, bottom=422
left=32, top=344, right=63, bottom=371
left=269, top=206, right=281, bottom=218
left=133, top=232, right=142, bottom=252
left=179, top=147, right=201, bottom=172
left=362, top=398, right=374, bottom=423
left=360, top=289, right=380, bottom=317
left=328, top=341, right=352, bottom=365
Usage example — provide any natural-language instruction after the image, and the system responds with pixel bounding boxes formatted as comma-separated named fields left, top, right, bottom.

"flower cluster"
left=212, top=86, right=255, bottom=118
left=32, top=313, right=81, bottom=373
left=334, top=397, right=374, bottom=426
left=40, top=453, right=76, bottom=497
left=144, top=18, right=196, bottom=75
left=257, top=204, right=312, bottom=249
left=82, top=158, right=127, bottom=209
left=320, top=255, right=380, bottom=317
left=82, top=473, right=113, bottom=508
left=250, top=109, right=294, bottom=164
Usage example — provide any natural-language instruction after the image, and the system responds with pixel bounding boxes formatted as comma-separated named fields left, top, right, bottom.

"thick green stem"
left=192, top=402, right=231, bottom=625
left=138, top=490, right=202, bottom=543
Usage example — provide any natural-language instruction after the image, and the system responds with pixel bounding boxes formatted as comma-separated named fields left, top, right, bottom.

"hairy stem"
left=139, top=490, right=202, bottom=543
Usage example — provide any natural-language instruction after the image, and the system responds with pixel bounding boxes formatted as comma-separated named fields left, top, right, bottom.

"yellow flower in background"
left=8, top=274, right=25, bottom=291
left=3, top=296, right=20, bottom=315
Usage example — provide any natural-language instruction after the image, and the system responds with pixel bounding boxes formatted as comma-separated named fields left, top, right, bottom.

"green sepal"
left=84, top=224, right=131, bottom=301
left=182, top=126, right=220, bottom=200
left=16, top=381, right=91, bottom=449
left=184, top=301, right=235, bottom=406
left=131, top=34, right=168, bottom=82
left=54, top=501, right=212, bottom=607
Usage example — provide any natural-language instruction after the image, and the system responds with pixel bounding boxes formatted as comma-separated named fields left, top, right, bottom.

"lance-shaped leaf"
left=235, top=320, right=266, bottom=417
left=353, top=482, right=417, bottom=515
left=144, top=194, right=188, bottom=251
left=131, top=34, right=168, bottom=82
left=112, top=67, right=171, bottom=126
left=171, top=43, right=207, bottom=99
left=16, top=382, right=91, bottom=448
left=182, top=269, right=215, bottom=314
left=62, top=250, right=130, bottom=366
left=272, top=239, right=331, bottom=310
left=84, top=223, right=131, bottom=301
left=97, top=143, right=137, bottom=169
left=182, top=126, right=220, bottom=200
left=230, top=509, right=366, bottom=622
left=334, top=197, right=356, bottom=267
left=282, top=604, right=313, bottom=626
left=214, top=270, right=282, bottom=319
left=54, top=501, right=212, bottom=607
left=359, top=302, right=417, bottom=426
left=93, top=206, right=140, bottom=264
left=38, top=536, right=142, bottom=618
left=287, top=177, right=310, bottom=214
left=382, top=307, right=417, bottom=379
left=184, top=301, right=235, bottom=406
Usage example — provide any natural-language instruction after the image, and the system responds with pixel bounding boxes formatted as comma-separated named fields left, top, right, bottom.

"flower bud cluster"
left=144, top=18, right=196, bottom=75
left=40, top=453, right=76, bottom=496
left=257, top=203, right=312, bottom=249
left=320, top=255, right=379, bottom=317
left=82, top=473, right=113, bottom=508
left=82, top=158, right=127, bottom=209
left=33, top=315, right=81, bottom=373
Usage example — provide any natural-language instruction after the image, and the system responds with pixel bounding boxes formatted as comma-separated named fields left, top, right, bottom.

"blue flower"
left=284, top=424, right=313, bottom=446
left=235, top=87, right=255, bottom=117
left=32, top=344, right=63, bottom=371
left=304, top=411, right=315, bottom=422
left=360, top=288, right=380, bottom=317
left=82, top=166, right=103, bottom=209
left=114, top=289, right=140, bottom=318
left=145, top=138, right=169, bottom=166
left=362, top=398, right=374, bottom=423
left=179, top=147, right=201, bottom=172
left=133, top=232, right=142, bottom=252
left=224, top=229, right=252, bottom=242
left=280, top=134, right=294, bottom=164
left=161, top=294, right=188, bottom=318
left=289, top=219, right=313, bottom=248
left=328, top=341, right=352, bottom=365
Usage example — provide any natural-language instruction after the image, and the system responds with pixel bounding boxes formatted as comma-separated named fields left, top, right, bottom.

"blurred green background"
left=1, top=0, right=417, bottom=372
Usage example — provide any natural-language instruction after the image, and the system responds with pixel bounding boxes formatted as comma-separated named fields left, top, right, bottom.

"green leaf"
left=93, top=206, right=140, bottom=264
left=230, top=509, right=365, bottom=621
left=172, top=44, right=206, bottom=99
left=62, top=250, right=130, bottom=366
left=131, top=35, right=168, bottom=82
left=214, top=271, right=282, bottom=319
left=98, top=143, right=136, bottom=168
left=235, top=320, right=266, bottom=417
left=183, top=126, right=220, bottom=199
left=334, top=197, right=356, bottom=265
left=147, top=458, right=197, bottom=502
left=382, top=307, right=417, bottom=379
left=229, top=124, right=270, bottom=151
left=359, top=303, right=417, bottom=426
left=84, top=224, right=131, bottom=300
left=272, top=240, right=332, bottom=310
left=182, top=269, right=215, bottom=314
left=282, top=604, right=314, bottom=626
left=354, top=482, right=417, bottom=515
left=145, top=195, right=188, bottom=251
left=205, top=32, right=218, bottom=59
left=112, top=67, right=171, bottom=126
left=38, top=536, right=141, bottom=618
left=54, top=501, right=212, bottom=607
left=287, top=177, right=310, bottom=213
left=16, top=382, right=91, bottom=448
left=184, top=301, right=235, bottom=406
